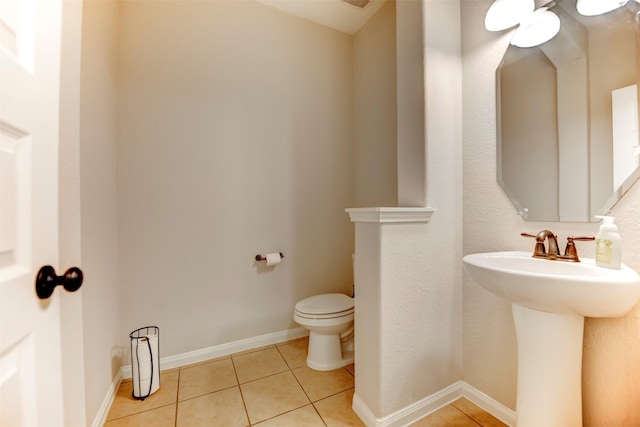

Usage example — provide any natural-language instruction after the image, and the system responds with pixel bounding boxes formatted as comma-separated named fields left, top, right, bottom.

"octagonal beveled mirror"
left=496, top=0, right=640, bottom=222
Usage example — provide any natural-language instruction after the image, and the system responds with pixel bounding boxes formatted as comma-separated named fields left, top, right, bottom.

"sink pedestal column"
left=511, top=304, right=584, bottom=427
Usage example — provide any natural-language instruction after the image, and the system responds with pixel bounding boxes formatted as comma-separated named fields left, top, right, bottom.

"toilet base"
left=307, top=350, right=354, bottom=371
left=306, top=331, right=354, bottom=371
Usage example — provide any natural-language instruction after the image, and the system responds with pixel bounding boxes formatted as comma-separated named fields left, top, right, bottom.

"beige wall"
left=462, top=1, right=640, bottom=423
left=421, top=0, right=464, bottom=400
left=117, top=0, right=355, bottom=358
left=353, top=0, right=397, bottom=208
left=353, top=0, right=463, bottom=419
left=60, top=0, right=121, bottom=425
left=79, top=0, right=121, bottom=424
left=59, top=1, right=86, bottom=425
left=397, top=0, right=427, bottom=207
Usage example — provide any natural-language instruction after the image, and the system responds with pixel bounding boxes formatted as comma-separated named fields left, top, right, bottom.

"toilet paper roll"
left=265, top=252, right=281, bottom=267
left=131, top=334, right=160, bottom=398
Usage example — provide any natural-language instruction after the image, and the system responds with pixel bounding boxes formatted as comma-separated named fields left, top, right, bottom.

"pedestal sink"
left=463, top=251, right=640, bottom=427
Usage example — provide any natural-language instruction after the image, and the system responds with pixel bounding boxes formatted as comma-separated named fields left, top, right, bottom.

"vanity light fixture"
left=576, top=0, right=629, bottom=16
left=510, top=7, right=561, bottom=48
left=485, top=0, right=560, bottom=48
left=485, top=0, right=535, bottom=31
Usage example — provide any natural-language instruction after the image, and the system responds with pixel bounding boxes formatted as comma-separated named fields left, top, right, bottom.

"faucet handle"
left=563, top=236, right=595, bottom=262
left=521, top=232, right=546, bottom=257
left=568, top=236, right=596, bottom=242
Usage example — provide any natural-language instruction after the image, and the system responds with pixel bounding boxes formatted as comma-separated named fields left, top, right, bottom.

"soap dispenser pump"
left=595, top=216, right=621, bottom=269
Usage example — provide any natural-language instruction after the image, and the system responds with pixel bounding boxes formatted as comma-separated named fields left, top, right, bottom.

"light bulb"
left=576, top=0, right=628, bottom=16
left=485, top=0, right=535, bottom=31
left=511, top=7, right=561, bottom=48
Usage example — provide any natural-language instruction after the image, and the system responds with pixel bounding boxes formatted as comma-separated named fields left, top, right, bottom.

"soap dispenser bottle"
left=595, top=216, right=621, bottom=269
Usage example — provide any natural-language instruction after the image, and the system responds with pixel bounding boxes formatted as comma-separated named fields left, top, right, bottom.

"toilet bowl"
left=294, top=293, right=354, bottom=371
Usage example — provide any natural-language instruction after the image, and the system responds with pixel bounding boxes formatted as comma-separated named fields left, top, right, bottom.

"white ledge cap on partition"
left=345, top=207, right=436, bottom=223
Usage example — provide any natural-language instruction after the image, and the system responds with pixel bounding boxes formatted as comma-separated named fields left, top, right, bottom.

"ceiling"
left=256, top=0, right=387, bottom=34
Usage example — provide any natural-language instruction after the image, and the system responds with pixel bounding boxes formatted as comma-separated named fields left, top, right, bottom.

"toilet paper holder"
left=255, top=252, right=284, bottom=262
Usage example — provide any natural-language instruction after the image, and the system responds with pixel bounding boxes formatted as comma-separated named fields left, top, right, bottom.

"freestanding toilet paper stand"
left=130, top=326, right=160, bottom=400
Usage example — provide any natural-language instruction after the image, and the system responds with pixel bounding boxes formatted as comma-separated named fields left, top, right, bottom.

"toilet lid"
left=295, top=293, right=354, bottom=315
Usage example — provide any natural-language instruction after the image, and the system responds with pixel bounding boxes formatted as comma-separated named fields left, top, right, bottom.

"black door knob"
left=35, top=265, right=84, bottom=299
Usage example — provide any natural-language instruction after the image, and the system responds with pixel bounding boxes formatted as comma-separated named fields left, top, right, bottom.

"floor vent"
left=342, top=0, right=370, bottom=8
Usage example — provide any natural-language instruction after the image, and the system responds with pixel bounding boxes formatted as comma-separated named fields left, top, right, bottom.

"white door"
left=0, top=0, right=67, bottom=425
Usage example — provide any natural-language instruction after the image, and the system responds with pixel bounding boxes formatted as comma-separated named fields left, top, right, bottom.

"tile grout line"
left=250, top=345, right=325, bottom=427
left=274, top=342, right=293, bottom=370
left=451, top=404, right=484, bottom=427
left=276, top=340, right=356, bottom=425
left=105, top=402, right=176, bottom=423
left=230, top=353, right=253, bottom=426
left=173, top=368, right=181, bottom=426
left=450, top=398, right=505, bottom=427
left=279, top=343, right=333, bottom=426
left=270, top=345, right=317, bottom=425
left=277, top=345, right=312, bottom=404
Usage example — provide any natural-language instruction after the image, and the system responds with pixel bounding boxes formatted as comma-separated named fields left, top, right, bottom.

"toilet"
left=294, top=293, right=354, bottom=371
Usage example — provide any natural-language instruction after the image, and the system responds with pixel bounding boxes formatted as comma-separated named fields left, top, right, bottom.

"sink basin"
left=463, top=251, right=640, bottom=427
left=463, top=251, right=640, bottom=317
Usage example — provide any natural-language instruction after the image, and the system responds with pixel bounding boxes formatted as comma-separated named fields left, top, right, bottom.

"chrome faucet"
left=521, top=230, right=594, bottom=262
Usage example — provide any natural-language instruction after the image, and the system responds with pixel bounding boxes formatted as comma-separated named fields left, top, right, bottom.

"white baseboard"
left=461, top=382, right=516, bottom=426
left=91, top=371, right=122, bottom=427
left=353, top=381, right=462, bottom=427
left=352, top=381, right=515, bottom=427
left=352, top=393, right=376, bottom=426
left=121, top=327, right=308, bottom=378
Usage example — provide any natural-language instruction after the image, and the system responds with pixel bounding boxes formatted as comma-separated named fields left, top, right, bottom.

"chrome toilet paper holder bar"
left=255, top=252, right=284, bottom=262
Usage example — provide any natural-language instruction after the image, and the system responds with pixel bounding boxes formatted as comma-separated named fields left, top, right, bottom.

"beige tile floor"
left=106, top=337, right=507, bottom=426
